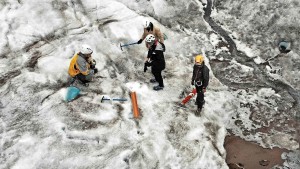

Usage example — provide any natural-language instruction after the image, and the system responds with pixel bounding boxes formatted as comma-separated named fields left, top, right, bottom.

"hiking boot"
left=150, top=79, right=157, bottom=83
left=195, top=108, right=202, bottom=116
left=153, top=85, right=164, bottom=91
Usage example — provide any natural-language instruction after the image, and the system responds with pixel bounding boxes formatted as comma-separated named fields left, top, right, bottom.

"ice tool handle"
left=120, top=42, right=138, bottom=51
left=101, top=96, right=128, bottom=102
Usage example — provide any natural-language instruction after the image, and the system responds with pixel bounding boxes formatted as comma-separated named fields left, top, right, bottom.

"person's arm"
left=147, top=50, right=152, bottom=59
left=155, top=27, right=164, bottom=44
left=191, top=65, right=196, bottom=85
left=138, top=28, right=147, bottom=44
left=202, top=66, right=210, bottom=89
left=76, top=56, right=89, bottom=75
left=89, top=58, right=96, bottom=69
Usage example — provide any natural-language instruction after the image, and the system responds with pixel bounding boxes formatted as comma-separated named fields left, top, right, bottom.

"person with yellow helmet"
left=68, top=44, right=98, bottom=87
left=191, top=54, right=210, bottom=115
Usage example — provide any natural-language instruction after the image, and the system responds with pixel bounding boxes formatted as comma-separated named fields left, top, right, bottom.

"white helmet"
left=80, top=44, right=93, bottom=55
left=144, top=21, right=153, bottom=29
left=145, top=34, right=156, bottom=45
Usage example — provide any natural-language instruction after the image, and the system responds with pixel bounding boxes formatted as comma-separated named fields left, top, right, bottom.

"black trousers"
left=152, top=69, right=164, bottom=87
left=195, top=85, right=205, bottom=109
left=76, top=73, right=91, bottom=83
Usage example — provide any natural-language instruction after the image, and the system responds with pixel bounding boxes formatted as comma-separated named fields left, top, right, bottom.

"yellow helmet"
left=195, top=55, right=204, bottom=64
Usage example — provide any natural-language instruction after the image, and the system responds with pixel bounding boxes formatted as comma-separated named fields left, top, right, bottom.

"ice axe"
left=101, top=96, right=128, bottom=103
left=120, top=42, right=138, bottom=51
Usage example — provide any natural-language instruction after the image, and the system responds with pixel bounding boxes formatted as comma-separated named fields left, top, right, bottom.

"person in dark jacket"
left=191, top=55, right=209, bottom=115
left=144, top=34, right=165, bottom=91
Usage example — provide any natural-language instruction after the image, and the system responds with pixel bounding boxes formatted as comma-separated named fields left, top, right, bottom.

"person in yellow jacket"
left=137, top=21, right=165, bottom=52
left=68, top=44, right=98, bottom=86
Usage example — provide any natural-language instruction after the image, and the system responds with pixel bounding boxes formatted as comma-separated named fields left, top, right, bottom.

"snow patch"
left=257, top=88, right=278, bottom=98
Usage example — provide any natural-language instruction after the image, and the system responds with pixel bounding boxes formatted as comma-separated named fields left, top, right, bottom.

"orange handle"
left=131, top=92, right=140, bottom=118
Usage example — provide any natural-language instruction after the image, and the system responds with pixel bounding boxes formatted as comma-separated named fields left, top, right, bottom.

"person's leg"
left=195, top=86, right=203, bottom=108
left=85, top=72, right=94, bottom=82
left=76, top=73, right=90, bottom=84
left=195, top=85, right=205, bottom=115
left=151, top=68, right=164, bottom=90
left=152, top=70, right=164, bottom=87
left=197, top=91, right=204, bottom=109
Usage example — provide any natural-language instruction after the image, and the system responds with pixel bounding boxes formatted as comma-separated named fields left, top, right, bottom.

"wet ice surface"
left=0, top=0, right=299, bottom=169
left=209, top=0, right=300, bottom=168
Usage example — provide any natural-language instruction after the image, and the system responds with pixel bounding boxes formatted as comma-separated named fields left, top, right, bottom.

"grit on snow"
left=0, top=0, right=299, bottom=169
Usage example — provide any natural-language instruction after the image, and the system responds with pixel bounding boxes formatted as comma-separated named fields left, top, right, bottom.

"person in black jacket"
left=144, top=34, right=165, bottom=91
left=191, top=55, right=209, bottom=115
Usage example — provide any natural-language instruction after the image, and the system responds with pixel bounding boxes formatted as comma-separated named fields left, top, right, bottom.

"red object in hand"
left=181, top=88, right=197, bottom=105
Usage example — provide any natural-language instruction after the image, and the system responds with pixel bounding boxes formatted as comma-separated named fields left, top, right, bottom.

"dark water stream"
left=203, top=0, right=300, bottom=119
left=202, top=1, right=299, bottom=167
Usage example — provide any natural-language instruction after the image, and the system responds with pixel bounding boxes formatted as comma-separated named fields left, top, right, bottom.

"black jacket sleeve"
left=202, top=65, right=210, bottom=88
left=191, top=65, right=196, bottom=83
left=147, top=50, right=152, bottom=59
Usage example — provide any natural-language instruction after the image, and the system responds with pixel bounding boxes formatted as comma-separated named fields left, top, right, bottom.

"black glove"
left=90, top=59, right=96, bottom=69
left=137, top=39, right=143, bottom=44
left=191, top=81, right=194, bottom=85
left=144, top=64, right=147, bottom=72
left=145, top=61, right=152, bottom=67
left=93, top=68, right=98, bottom=74
left=161, top=43, right=166, bottom=52
left=144, top=61, right=152, bottom=72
